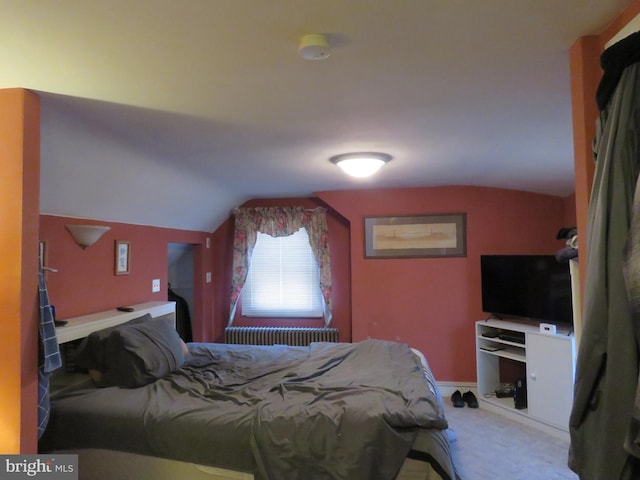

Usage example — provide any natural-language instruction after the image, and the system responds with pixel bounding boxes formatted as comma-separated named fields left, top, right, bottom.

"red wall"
left=564, top=193, right=577, bottom=227
left=39, top=215, right=215, bottom=341
left=210, top=198, right=351, bottom=343
left=316, top=186, right=572, bottom=382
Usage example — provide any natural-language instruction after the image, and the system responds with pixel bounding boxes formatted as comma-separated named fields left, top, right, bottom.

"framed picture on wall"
left=115, top=240, right=130, bottom=275
left=364, top=213, right=467, bottom=258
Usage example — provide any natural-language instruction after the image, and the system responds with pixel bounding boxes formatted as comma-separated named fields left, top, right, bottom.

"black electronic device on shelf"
left=495, top=382, right=515, bottom=398
left=498, top=331, right=525, bottom=344
left=481, top=330, right=501, bottom=338
left=514, top=378, right=527, bottom=410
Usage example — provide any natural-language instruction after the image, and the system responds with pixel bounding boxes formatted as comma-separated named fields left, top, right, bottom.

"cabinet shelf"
left=478, top=346, right=526, bottom=362
left=477, top=336, right=526, bottom=348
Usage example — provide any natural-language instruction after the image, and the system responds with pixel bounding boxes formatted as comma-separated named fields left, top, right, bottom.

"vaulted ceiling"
left=1, top=1, right=632, bottom=231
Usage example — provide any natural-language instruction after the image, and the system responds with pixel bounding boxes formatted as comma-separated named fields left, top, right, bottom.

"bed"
left=40, top=306, right=459, bottom=480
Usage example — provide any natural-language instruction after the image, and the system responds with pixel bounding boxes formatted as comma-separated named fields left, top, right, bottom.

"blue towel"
left=38, top=268, right=62, bottom=439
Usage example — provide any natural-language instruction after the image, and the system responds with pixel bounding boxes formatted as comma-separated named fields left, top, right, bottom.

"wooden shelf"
left=478, top=346, right=526, bottom=363
left=55, top=301, right=176, bottom=344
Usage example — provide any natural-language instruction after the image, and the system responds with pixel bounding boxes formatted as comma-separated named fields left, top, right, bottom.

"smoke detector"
left=299, top=33, right=331, bottom=60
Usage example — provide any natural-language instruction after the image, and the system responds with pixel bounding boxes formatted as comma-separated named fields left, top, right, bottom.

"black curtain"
left=168, top=287, right=192, bottom=342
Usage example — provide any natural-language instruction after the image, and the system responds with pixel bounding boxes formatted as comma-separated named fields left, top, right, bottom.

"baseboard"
left=437, top=381, right=478, bottom=397
left=478, top=398, right=570, bottom=442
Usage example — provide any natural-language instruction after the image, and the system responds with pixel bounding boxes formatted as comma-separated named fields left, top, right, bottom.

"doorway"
left=168, top=242, right=195, bottom=342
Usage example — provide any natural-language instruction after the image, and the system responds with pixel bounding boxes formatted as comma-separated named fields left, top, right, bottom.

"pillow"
left=76, top=315, right=185, bottom=388
left=101, top=317, right=186, bottom=388
left=74, top=314, right=152, bottom=371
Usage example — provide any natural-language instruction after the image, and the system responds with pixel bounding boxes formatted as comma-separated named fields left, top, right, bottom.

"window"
left=241, top=228, right=323, bottom=317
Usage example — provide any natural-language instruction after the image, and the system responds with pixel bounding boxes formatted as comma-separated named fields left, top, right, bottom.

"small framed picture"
left=115, top=241, right=130, bottom=275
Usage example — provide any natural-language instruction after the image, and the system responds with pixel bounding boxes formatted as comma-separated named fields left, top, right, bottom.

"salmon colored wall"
left=211, top=198, right=351, bottom=343
left=317, top=186, right=569, bottom=382
left=211, top=216, right=234, bottom=340
left=39, top=215, right=215, bottom=341
left=0, top=89, right=40, bottom=453
left=564, top=193, right=577, bottom=227
left=570, top=35, right=601, bottom=296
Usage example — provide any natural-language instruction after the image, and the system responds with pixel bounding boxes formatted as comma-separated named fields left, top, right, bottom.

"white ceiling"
left=0, top=1, right=632, bottom=231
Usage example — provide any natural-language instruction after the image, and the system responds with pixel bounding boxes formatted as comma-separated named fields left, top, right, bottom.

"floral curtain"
left=229, top=206, right=333, bottom=326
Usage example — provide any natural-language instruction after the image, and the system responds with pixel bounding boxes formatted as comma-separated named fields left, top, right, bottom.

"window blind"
left=241, top=228, right=323, bottom=318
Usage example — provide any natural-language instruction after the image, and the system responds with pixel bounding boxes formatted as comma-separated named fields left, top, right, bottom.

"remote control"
left=480, top=345, right=504, bottom=352
left=481, top=331, right=500, bottom=338
left=116, top=306, right=135, bottom=312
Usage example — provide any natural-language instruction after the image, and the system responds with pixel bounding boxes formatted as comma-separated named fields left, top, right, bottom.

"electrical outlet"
left=206, top=237, right=211, bottom=248
left=205, top=272, right=212, bottom=283
left=152, top=279, right=161, bottom=293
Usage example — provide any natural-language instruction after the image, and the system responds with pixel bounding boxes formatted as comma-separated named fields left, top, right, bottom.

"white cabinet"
left=476, top=319, right=576, bottom=434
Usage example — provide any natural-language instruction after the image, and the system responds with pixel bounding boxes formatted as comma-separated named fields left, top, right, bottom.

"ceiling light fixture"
left=299, top=33, right=331, bottom=60
left=330, top=152, right=393, bottom=178
left=65, top=224, right=111, bottom=249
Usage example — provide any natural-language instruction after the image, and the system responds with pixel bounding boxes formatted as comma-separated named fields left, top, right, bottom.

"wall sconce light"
left=330, top=152, right=393, bottom=178
left=65, top=224, right=111, bottom=249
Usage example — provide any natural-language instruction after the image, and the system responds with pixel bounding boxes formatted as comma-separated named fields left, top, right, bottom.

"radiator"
left=225, top=326, right=339, bottom=346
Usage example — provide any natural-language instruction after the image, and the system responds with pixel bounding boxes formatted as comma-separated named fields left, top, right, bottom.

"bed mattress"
left=41, top=340, right=458, bottom=480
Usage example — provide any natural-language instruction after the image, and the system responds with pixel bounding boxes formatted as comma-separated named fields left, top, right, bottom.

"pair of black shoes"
left=451, top=390, right=478, bottom=408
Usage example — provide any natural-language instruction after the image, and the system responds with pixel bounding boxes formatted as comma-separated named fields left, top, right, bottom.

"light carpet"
left=443, top=402, right=579, bottom=480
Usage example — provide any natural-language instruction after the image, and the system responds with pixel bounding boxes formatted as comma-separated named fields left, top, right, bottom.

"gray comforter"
left=41, top=339, right=453, bottom=480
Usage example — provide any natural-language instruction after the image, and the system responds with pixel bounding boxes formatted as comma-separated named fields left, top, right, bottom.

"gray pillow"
left=76, top=315, right=185, bottom=388
left=74, top=314, right=152, bottom=371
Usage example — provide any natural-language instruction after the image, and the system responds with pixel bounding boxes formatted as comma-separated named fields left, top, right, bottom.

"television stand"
left=476, top=319, right=576, bottom=439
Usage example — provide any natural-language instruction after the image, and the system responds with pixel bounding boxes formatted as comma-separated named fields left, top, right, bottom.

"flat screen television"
left=480, top=254, right=573, bottom=326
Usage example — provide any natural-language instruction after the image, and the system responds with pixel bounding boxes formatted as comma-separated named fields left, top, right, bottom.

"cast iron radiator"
left=224, top=326, right=339, bottom=346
